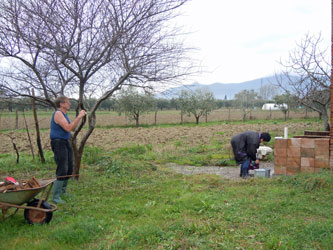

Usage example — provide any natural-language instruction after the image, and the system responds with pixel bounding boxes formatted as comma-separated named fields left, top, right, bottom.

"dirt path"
left=166, top=161, right=274, bottom=180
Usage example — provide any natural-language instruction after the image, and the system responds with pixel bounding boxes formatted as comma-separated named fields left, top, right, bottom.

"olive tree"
left=178, top=87, right=216, bottom=124
left=234, top=89, right=260, bottom=121
left=0, top=0, right=193, bottom=177
left=115, top=87, right=155, bottom=128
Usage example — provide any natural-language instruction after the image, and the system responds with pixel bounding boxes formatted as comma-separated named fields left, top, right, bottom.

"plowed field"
left=0, top=121, right=322, bottom=155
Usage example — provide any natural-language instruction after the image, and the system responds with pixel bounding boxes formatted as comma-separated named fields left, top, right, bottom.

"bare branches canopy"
left=0, top=0, right=193, bottom=107
left=277, top=33, right=331, bottom=131
left=0, top=0, right=193, bottom=175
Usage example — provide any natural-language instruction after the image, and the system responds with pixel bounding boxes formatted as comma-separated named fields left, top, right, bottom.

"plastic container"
left=254, top=169, right=270, bottom=178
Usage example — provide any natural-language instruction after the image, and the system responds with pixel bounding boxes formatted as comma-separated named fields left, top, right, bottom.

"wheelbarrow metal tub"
left=0, top=179, right=56, bottom=205
left=0, top=178, right=57, bottom=224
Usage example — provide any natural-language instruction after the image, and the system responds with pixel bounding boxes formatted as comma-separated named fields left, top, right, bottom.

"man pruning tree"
left=50, top=96, right=86, bottom=204
left=231, top=131, right=271, bottom=178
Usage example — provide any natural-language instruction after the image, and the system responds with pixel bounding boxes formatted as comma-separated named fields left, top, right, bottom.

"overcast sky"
left=178, top=0, right=331, bottom=85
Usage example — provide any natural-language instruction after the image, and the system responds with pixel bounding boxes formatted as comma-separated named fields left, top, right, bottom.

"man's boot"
left=52, top=180, right=65, bottom=204
left=61, top=179, right=72, bottom=197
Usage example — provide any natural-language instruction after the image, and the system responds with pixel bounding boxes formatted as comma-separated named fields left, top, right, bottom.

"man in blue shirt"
left=50, top=96, right=86, bottom=204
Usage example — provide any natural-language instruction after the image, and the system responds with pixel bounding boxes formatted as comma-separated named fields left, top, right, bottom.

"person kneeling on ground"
left=230, top=131, right=271, bottom=178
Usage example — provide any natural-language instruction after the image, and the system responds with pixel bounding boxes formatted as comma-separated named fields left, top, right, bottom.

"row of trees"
left=0, top=84, right=296, bottom=111
left=101, top=87, right=302, bottom=126
left=0, top=87, right=301, bottom=125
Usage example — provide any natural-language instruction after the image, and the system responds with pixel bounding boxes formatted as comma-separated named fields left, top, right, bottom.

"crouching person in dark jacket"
left=231, top=131, right=271, bottom=178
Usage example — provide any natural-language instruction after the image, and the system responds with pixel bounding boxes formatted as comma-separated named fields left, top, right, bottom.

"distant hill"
left=156, top=75, right=290, bottom=100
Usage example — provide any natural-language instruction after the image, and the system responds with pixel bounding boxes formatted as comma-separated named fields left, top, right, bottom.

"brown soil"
left=0, top=121, right=321, bottom=155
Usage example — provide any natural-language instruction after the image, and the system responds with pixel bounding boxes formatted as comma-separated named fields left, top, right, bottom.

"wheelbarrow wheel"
left=24, top=199, right=53, bottom=225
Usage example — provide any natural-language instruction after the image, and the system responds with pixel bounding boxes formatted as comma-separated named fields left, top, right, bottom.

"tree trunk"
left=135, top=113, right=139, bottom=128
left=72, top=73, right=130, bottom=180
left=322, top=109, right=330, bottom=131
left=269, top=108, right=272, bottom=119
left=154, top=111, right=157, bottom=126
left=305, top=107, right=308, bottom=119
left=195, top=116, right=199, bottom=124
left=242, top=109, right=247, bottom=122
left=15, top=109, right=18, bottom=129
left=23, top=109, right=35, bottom=159
left=72, top=111, right=95, bottom=180
left=31, top=89, right=45, bottom=163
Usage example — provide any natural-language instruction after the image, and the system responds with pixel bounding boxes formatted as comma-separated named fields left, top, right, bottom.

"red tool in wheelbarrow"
left=0, top=178, right=57, bottom=225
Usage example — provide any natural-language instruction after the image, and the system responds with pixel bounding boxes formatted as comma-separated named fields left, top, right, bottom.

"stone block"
left=287, top=157, right=300, bottom=168
left=301, top=148, right=315, bottom=158
left=315, top=139, right=329, bottom=158
left=287, top=147, right=301, bottom=157
left=301, top=138, right=315, bottom=149
left=274, top=148, right=287, bottom=157
left=315, top=157, right=329, bottom=168
left=301, top=157, right=315, bottom=167
left=274, top=166, right=286, bottom=175
left=286, top=166, right=300, bottom=175
left=288, top=138, right=301, bottom=147
left=274, top=156, right=287, bottom=166
left=274, top=139, right=288, bottom=148
left=300, top=165, right=315, bottom=173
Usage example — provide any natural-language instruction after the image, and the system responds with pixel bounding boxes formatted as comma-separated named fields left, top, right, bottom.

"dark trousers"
left=240, top=159, right=250, bottom=177
left=51, top=139, right=73, bottom=180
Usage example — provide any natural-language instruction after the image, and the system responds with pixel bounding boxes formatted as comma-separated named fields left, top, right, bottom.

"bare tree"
left=277, top=33, right=330, bottom=131
left=0, top=0, right=194, bottom=177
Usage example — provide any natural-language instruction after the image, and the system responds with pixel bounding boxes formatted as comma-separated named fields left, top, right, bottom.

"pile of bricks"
left=274, top=138, right=329, bottom=175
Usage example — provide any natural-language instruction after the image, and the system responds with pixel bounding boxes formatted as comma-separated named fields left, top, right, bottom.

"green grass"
left=1, top=144, right=333, bottom=249
left=0, top=119, right=332, bottom=249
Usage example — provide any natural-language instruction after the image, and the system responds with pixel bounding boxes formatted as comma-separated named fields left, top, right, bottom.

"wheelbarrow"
left=0, top=178, right=57, bottom=225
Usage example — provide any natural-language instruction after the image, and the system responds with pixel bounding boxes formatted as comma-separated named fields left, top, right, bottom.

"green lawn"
left=0, top=121, right=333, bottom=249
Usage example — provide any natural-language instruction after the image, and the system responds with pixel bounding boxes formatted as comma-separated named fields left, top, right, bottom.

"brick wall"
left=274, top=138, right=329, bottom=175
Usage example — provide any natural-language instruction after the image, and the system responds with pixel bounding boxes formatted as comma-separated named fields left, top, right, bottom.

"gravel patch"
left=166, top=161, right=275, bottom=180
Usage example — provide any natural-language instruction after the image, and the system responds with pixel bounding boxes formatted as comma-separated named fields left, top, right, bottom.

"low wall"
left=274, top=138, right=329, bottom=175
